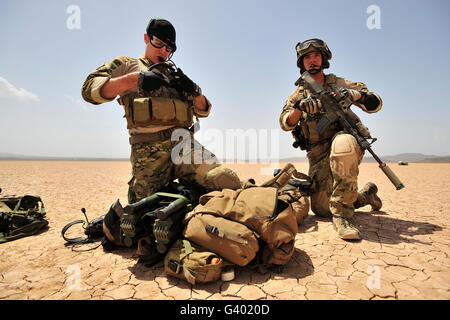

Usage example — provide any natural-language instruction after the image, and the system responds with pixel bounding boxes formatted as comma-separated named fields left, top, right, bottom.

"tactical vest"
left=118, top=59, right=194, bottom=130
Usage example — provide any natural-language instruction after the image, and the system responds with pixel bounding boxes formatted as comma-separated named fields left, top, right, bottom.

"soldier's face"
left=303, top=50, right=323, bottom=74
left=144, top=34, right=171, bottom=63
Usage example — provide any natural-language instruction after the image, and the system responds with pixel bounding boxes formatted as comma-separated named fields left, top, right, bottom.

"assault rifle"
left=147, top=61, right=201, bottom=97
left=299, top=71, right=405, bottom=190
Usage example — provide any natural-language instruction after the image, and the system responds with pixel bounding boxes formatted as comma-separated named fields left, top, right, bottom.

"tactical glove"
left=294, top=96, right=323, bottom=114
left=138, top=71, right=168, bottom=91
left=356, top=91, right=380, bottom=111
left=172, top=68, right=201, bottom=96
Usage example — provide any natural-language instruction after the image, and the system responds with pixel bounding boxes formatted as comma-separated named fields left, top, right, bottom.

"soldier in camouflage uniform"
left=279, top=38, right=382, bottom=240
left=82, top=18, right=241, bottom=204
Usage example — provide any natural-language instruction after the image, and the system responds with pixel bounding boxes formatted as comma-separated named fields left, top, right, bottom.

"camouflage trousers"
left=307, top=132, right=365, bottom=219
left=127, top=136, right=241, bottom=203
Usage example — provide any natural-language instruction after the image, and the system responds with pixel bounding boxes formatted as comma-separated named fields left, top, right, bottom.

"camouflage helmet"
left=296, top=38, right=332, bottom=73
left=146, top=18, right=177, bottom=52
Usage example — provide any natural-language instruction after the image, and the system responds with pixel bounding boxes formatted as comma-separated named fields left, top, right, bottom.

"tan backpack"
left=185, top=163, right=311, bottom=266
left=190, top=186, right=297, bottom=266
left=183, top=211, right=259, bottom=266
left=164, top=239, right=226, bottom=285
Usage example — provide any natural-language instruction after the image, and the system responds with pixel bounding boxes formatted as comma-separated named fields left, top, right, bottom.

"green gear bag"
left=164, top=239, right=225, bottom=285
left=0, top=195, right=48, bottom=243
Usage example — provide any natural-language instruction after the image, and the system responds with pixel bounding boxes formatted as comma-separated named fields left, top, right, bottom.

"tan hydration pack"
left=186, top=187, right=298, bottom=266
left=183, top=211, right=260, bottom=266
left=183, top=163, right=310, bottom=267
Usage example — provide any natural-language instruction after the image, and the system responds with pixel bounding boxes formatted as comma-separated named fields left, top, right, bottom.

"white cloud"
left=0, top=77, right=40, bottom=102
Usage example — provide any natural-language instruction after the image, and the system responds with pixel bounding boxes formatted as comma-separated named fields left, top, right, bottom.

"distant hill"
left=375, top=153, right=448, bottom=163
left=416, top=157, right=450, bottom=163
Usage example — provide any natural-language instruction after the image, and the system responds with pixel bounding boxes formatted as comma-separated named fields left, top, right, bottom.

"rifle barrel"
left=367, top=147, right=405, bottom=190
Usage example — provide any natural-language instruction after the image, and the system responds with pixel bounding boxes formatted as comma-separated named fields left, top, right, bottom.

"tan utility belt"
left=129, top=128, right=176, bottom=145
left=119, top=96, right=194, bottom=129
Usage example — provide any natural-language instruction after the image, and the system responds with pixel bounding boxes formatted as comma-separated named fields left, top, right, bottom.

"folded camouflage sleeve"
left=81, top=56, right=136, bottom=105
left=193, top=96, right=212, bottom=118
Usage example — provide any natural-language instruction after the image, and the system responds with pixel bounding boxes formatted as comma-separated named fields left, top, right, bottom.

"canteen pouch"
left=164, top=239, right=225, bottom=285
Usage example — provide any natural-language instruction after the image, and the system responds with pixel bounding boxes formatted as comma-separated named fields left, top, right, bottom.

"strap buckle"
left=168, top=259, right=183, bottom=274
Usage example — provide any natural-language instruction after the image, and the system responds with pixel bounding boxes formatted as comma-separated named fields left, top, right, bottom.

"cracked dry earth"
left=0, top=161, right=449, bottom=300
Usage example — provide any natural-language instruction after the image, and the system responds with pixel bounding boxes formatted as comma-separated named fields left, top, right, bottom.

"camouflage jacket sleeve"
left=335, top=77, right=383, bottom=113
left=193, top=95, right=212, bottom=118
left=81, top=56, right=136, bottom=105
left=279, top=86, right=306, bottom=131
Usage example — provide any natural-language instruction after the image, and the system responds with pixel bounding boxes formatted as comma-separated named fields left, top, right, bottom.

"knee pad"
left=205, top=167, right=241, bottom=191
left=330, top=134, right=362, bottom=177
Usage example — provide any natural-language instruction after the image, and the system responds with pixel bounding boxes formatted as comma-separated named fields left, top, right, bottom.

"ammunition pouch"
left=119, top=95, right=194, bottom=129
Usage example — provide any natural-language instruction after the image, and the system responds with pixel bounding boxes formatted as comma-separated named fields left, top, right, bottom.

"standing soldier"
left=82, top=18, right=241, bottom=203
left=279, top=38, right=383, bottom=240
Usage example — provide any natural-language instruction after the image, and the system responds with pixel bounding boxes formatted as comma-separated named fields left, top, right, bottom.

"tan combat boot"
left=356, top=182, right=382, bottom=211
left=332, top=216, right=361, bottom=240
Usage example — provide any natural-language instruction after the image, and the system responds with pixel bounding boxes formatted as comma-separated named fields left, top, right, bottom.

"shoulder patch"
left=108, top=56, right=133, bottom=70
left=325, top=73, right=337, bottom=84
left=108, top=61, right=117, bottom=70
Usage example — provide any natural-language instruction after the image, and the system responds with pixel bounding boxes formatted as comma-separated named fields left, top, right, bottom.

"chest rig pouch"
left=119, top=59, right=194, bottom=129
left=295, top=75, right=340, bottom=149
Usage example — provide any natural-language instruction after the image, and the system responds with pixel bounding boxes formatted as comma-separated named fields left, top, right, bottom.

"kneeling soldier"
left=82, top=18, right=241, bottom=203
left=279, top=38, right=383, bottom=240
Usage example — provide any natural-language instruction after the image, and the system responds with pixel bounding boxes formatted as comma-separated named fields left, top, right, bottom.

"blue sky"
left=0, top=0, right=449, bottom=159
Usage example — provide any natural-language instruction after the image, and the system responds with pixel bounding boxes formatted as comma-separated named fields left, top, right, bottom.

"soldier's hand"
left=172, top=68, right=200, bottom=96
left=296, top=97, right=323, bottom=114
left=337, top=88, right=362, bottom=102
left=138, top=71, right=168, bottom=91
